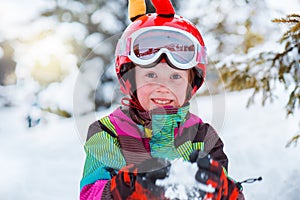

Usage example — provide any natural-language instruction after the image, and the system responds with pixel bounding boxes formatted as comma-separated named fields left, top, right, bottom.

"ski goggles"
left=118, top=26, right=207, bottom=69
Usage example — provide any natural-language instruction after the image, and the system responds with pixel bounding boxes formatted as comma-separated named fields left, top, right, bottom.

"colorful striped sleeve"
left=80, top=121, right=126, bottom=199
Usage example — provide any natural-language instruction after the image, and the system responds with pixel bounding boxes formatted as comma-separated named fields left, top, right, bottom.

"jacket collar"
left=128, top=103, right=190, bottom=126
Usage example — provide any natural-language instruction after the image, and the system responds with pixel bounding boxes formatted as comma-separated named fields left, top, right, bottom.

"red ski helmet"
left=115, top=13, right=207, bottom=97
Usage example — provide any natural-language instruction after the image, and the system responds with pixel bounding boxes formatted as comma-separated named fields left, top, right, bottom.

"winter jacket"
left=80, top=105, right=244, bottom=199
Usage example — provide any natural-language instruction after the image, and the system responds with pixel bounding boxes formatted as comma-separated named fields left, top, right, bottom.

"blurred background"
left=0, top=0, right=299, bottom=199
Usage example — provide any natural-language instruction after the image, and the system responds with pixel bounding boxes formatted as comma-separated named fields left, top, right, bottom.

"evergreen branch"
left=272, top=14, right=300, bottom=24
left=218, top=13, right=300, bottom=116
left=285, top=134, right=300, bottom=148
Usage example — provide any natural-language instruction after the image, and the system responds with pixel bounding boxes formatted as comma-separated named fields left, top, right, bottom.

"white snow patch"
left=156, top=158, right=215, bottom=200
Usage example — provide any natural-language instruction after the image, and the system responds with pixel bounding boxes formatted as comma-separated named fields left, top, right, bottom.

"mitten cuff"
left=227, top=179, right=240, bottom=200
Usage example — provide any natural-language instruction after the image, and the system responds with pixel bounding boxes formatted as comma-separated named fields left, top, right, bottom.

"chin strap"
left=121, top=97, right=145, bottom=111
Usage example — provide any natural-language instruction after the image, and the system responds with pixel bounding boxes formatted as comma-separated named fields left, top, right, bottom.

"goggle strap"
left=196, top=45, right=207, bottom=64
left=126, top=37, right=132, bottom=56
left=196, top=45, right=201, bottom=63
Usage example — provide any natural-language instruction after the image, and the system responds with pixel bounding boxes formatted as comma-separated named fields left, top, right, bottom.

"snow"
left=222, top=90, right=300, bottom=199
left=156, top=158, right=215, bottom=200
left=0, top=105, right=85, bottom=199
left=1, top=85, right=300, bottom=199
left=1, top=0, right=300, bottom=199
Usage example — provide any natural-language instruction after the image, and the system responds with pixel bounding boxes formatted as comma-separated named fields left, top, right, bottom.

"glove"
left=110, top=158, right=171, bottom=200
left=189, top=151, right=239, bottom=200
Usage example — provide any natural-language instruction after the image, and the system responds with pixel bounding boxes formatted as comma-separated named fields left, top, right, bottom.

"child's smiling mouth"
left=151, top=98, right=173, bottom=105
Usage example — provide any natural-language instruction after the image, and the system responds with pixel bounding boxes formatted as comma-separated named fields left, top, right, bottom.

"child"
left=80, top=0, right=244, bottom=199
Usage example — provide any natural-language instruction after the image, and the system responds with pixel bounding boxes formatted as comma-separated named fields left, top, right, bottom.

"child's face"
left=135, top=63, right=189, bottom=111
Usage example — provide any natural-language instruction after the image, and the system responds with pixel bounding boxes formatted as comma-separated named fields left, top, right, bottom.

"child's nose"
left=155, top=84, right=171, bottom=94
left=153, top=76, right=173, bottom=93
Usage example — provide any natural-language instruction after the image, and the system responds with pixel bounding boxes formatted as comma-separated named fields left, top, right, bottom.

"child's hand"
left=110, top=158, right=170, bottom=200
left=190, top=151, right=239, bottom=200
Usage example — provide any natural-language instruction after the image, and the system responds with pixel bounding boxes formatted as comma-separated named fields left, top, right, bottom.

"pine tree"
left=219, top=14, right=300, bottom=146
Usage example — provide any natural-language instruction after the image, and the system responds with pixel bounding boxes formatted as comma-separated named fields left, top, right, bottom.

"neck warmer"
left=128, top=104, right=190, bottom=160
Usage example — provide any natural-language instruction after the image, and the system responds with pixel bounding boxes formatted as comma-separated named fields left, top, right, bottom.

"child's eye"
left=171, top=74, right=182, bottom=79
left=146, top=73, right=157, bottom=78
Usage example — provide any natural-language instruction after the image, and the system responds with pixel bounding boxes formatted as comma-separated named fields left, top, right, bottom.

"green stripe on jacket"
left=80, top=131, right=126, bottom=190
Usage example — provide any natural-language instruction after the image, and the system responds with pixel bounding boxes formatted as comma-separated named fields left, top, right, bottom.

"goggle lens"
left=133, top=29, right=195, bottom=64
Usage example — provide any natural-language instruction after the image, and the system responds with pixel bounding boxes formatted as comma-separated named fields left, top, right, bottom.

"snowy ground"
left=1, top=87, right=300, bottom=200
left=0, top=106, right=85, bottom=200
left=221, top=90, right=300, bottom=200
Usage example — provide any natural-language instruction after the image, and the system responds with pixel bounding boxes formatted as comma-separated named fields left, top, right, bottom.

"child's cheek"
left=137, top=84, right=152, bottom=100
